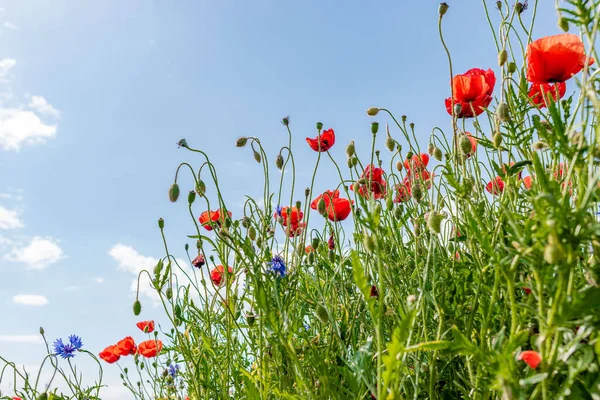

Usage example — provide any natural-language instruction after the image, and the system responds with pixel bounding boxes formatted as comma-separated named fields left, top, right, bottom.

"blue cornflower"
left=275, top=205, right=283, bottom=217
left=53, top=335, right=83, bottom=359
left=168, top=363, right=180, bottom=379
left=268, top=255, right=286, bottom=277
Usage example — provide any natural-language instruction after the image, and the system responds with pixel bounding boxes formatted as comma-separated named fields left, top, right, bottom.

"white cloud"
left=0, top=335, right=42, bottom=343
left=0, top=108, right=57, bottom=151
left=12, top=294, right=49, bottom=306
left=0, top=204, right=23, bottom=229
left=28, top=95, right=60, bottom=118
left=4, top=21, right=18, bottom=30
left=94, top=277, right=105, bottom=284
left=0, top=188, right=25, bottom=201
left=0, top=58, right=16, bottom=81
left=6, top=236, right=65, bottom=269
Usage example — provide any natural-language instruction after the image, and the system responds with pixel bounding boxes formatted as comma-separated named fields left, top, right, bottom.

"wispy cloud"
left=0, top=204, right=24, bottom=229
left=12, top=294, right=49, bottom=306
left=6, top=236, right=65, bottom=269
left=94, top=277, right=105, bottom=284
left=0, top=58, right=16, bottom=81
left=28, top=95, right=60, bottom=118
left=0, top=108, right=58, bottom=151
left=0, top=335, right=42, bottom=343
left=4, top=21, right=18, bottom=31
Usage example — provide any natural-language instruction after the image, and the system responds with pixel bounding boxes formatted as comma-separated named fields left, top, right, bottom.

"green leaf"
left=519, top=373, right=548, bottom=386
left=405, top=340, right=451, bottom=352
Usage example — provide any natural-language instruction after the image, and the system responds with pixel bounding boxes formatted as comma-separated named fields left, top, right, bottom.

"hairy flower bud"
left=438, top=2, right=449, bottom=16
left=316, top=304, right=329, bottom=324
left=367, top=107, right=379, bottom=116
left=246, top=313, right=256, bottom=326
left=459, top=135, right=473, bottom=155
left=165, top=287, right=172, bottom=300
left=433, top=147, right=443, bottom=161
left=317, top=198, right=327, bottom=215
left=236, top=137, right=248, bottom=147
left=188, top=190, right=196, bottom=204
left=248, top=226, right=257, bottom=241
left=394, top=206, right=403, bottom=220
left=363, top=232, right=375, bottom=252
left=496, top=102, right=510, bottom=123
left=282, top=116, right=290, bottom=126
left=498, top=49, right=507, bottom=67
left=253, top=151, right=262, bottom=163
left=426, top=211, right=446, bottom=234
left=428, top=143, right=435, bottom=155
left=196, top=180, right=206, bottom=197
left=412, top=184, right=424, bottom=203
left=275, top=154, right=284, bottom=170
left=385, top=135, right=395, bottom=152
left=168, top=183, right=180, bottom=202
left=493, top=131, right=503, bottom=148
left=396, top=160, right=403, bottom=172
left=346, top=140, right=355, bottom=157
left=133, top=300, right=142, bottom=316
left=453, top=103, right=462, bottom=117
left=558, top=17, right=569, bottom=32
left=39, top=326, right=45, bottom=335
left=507, top=62, right=517, bottom=74
left=544, top=235, right=565, bottom=264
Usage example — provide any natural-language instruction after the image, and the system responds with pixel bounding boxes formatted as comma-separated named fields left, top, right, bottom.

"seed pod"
left=438, top=2, right=449, bottom=16
left=385, top=135, right=395, bottom=152
left=496, top=0, right=502, bottom=9
left=459, top=135, right=473, bottom=155
left=133, top=300, right=142, bottom=316
left=275, top=154, right=284, bottom=170
left=158, top=218, right=165, bottom=229
left=346, top=140, right=355, bottom=157
left=498, top=49, right=507, bottom=67
left=433, top=147, right=443, bottom=161
left=168, top=183, right=180, bottom=202
left=253, top=151, right=261, bottom=163
left=196, top=180, right=206, bottom=197
left=316, top=304, right=329, bottom=324
left=367, top=107, right=379, bottom=116
left=371, top=122, right=379, bottom=134
left=246, top=314, right=256, bottom=326
left=188, top=190, right=196, bottom=204
left=316, top=122, right=323, bottom=131
left=317, top=198, right=327, bottom=215
left=428, top=143, right=435, bottom=155
left=305, top=188, right=311, bottom=197
left=453, top=103, right=462, bottom=116
left=311, top=237, right=320, bottom=250
left=236, top=137, right=248, bottom=147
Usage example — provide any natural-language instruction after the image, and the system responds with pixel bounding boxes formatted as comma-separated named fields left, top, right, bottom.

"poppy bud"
left=168, top=183, right=180, bottom=202
left=496, top=102, right=510, bottom=123
left=275, top=154, right=284, bottom=170
left=133, top=300, right=142, bottom=316
left=253, top=151, right=262, bottom=163
left=188, top=190, right=196, bottom=204
left=347, top=157, right=354, bottom=168
left=246, top=314, right=256, bottom=326
left=396, top=160, right=403, bottom=171
left=316, top=122, right=323, bottom=131
left=282, top=116, right=290, bottom=126
left=405, top=151, right=414, bottom=161
left=493, top=131, right=503, bottom=148
left=165, top=287, right=172, bottom=299
left=196, top=180, right=206, bottom=197
left=236, top=137, right=248, bottom=147
left=532, top=141, right=548, bottom=150
left=317, top=198, right=327, bottom=215
left=39, top=326, right=45, bottom=335
left=498, top=49, right=507, bottom=67
left=308, top=252, right=315, bottom=264
left=311, top=237, right=320, bottom=250
left=394, top=207, right=403, bottom=220
left=438, top=2, right=449, bottom=16
left=385, top=135, right=395, bottom=152
left=367, top=107, right=379, bottom=116
left=453, top=103, right=462, bottom=116
left=177, top=138, right=188, bottom=148
left=328, top=235, right=335, bottom=250
left=459, top=135, right=473, bottom=155
left=505, top=63, right=516, bottom=75
left=316, top=304, right=329, bottom=324
left=558, top=17, right=569, bottom=32
left=363, top=232, right=375, bottom=252
left=433, top=147, right=443, bottom=161
left=328, top=249, right=335, bottom=262
left=426, top=211, right=446, bottom=234
left=371, top=122, right=379, bottom=134
left=192, top=254, right=205, bottom=268
left=346, top=141, right=355, bottom=157
left=386, top=196, right=393, bottom=211
left=153, top=261, right=163, bottom=275
left=248, top=226, right=257, bottom=241
left=158, top=218, right=165, bottom=229
left=295, top=201, right=301, bottom=210
left=412, top=184, right=424, bottom=203
left=428, top=143, right=435, bottom=155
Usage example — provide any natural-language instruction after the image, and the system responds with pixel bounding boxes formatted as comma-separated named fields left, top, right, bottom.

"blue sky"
left=0, top=1, right=560, bottom=398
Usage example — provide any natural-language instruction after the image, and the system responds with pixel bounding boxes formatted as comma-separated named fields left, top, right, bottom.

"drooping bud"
left=311, top=237, right=320, bottom=250
left=133, top=300, right=142, bottom=316
left=412, top=184, right=424, bottom=203
left=394, top=206, right=403, bottom=220
left=158, top=218, right=165, bottom=229
left=367, top=107, right=379, bottom=116
left=347, top=157, right=354, bottom=168
left=496, top=102, right=511, bottom=123
left=396, top=160, right=403, bottom=171
left=498, top=49, right=507, bottom=66
left=188, top=190, right=196, bottom=204
left=275, top=154, right=284, bottom=170
left=192, top=254, right=205, bottom=268
left=558, top=17, right=569, bottom=32
left=168, top=183, right=180, bottom=202
left=316, top=122, right=323, bottom=131
left=385, top=135, right=395, bottom=152
left=39, top=326, right=45, bottom=335
left=370, top=285, right=379, bottom=298
left=316, top=304, right=329, bottom=324
left=235, top=137, right=248, bottom=147
left=371, top=122, right=379, bottom=134
left=363, top=232, right=375, bottom=252
left=317, top=198, right=327, bottom=215
left=507, top=62, right=517, bottom=74
left=196, top=180, right=206, bottom=197
left=459, top=135, right=473, bottom=155
left=438, top=3, right=449, bottom=16
left=248, top=226, right=257, bottom=241
left=241, top=217, right=251, bottom=228
left=453, top=103, right=462, bottom=117
left=253, top=151, right=262, bottom=163
left=532, top=141, right=548, bottom=150
left=426, top=211, right=446, bottom=234
left=346, top=140, right=355, bottom=157
left=493, top=131, right=503, bottom=148
left=433, top=147, right=443, bottom=161
left=165, top=287, right=172, bottom=300
left=428, top=143, right=435, bottom=155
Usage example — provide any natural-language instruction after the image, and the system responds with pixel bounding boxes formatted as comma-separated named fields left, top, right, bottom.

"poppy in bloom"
left=306, top=128, right=335, bottom=152
left=311, top=190, right=353, bottom=222
left=53, top=335, right=83, bottom=359
left=403, top=153, right=430, bottom=171
left=310, top=190, right=339, bottom=210
left=523, top=176, right=533, bottom=190
left=275, top=206, right=304, bottom=227
left=518, top=350, right=541, bottom=369
left=99, top=345, right=120, bottom=364
left=370, top=285, right=379, bottom=298
left=13, top=397, right=22, bottom=400
left=351, top=165, right=387, bottom=200
left=199, top=209, right=232, bottom=231
left=115, top=336, right=137, bottom=356
left=486, top=176, right=505, bottom=195
left=526, top=34, right=594, bottom=84
left=136, top=320, right=155, bottom=333
left=211, top=265, right=233, bottom=286
left=394, top=183, right=411, bottom=203
left=528, top=82, right=566, bottom=108
left=137, top=339, right=163, bottom=358
left=445, top=68, right=496, bottom=118
left=192, top=254, right=205, bottom=268
left=403, top=169, right=433, bottom=194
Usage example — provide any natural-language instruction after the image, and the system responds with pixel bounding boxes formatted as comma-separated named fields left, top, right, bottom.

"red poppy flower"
left=310, top=190, right=339, bottom=210
left=394, top=183, right=411, bottom=203
left=275, top=206, right=304, bottom=227
left=99, top=345, right=120, bottom=364
left=311, top=190, right=352, bottom=221
left=370, top=285, right=379, bottom=298
left=328, top=235, right=335, bottom=250
left=115, top=336, right=136, bottom=356
left=526, top=34, right=594, bottom=84
left=350, top=165, right=387, bottom=200
left=528, top=82, right=567, bottom=108
left=518, top=350, right=541, bottom=368
left=523, top=176, right=533, bottom=190
left=403, top=153, right=430, bottom=171
left=136, top=320, right=155, bottom=333
left=306, top=128, right=335, bottom=152
left=210, top=265, right=233, bottom=286
left=305, top=245, right=314, bottom=254
left=553, top=163, right=567, bottom=180
left=199, top=209, right=232, bottom=231
left=523, top=287, right=532, bottom=295
left=403, top=169, right=433, bottom=194
left=137, top=339, right=163, bottom=358
left=445, top=68, right=496, bottom=118
left=286, top=221, right=306, bottom=238
left=13, top=397, right=22, bottom=400
left=192, top=254, right=205, bottom=268
left=486, top=176, right=505, bottom=195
